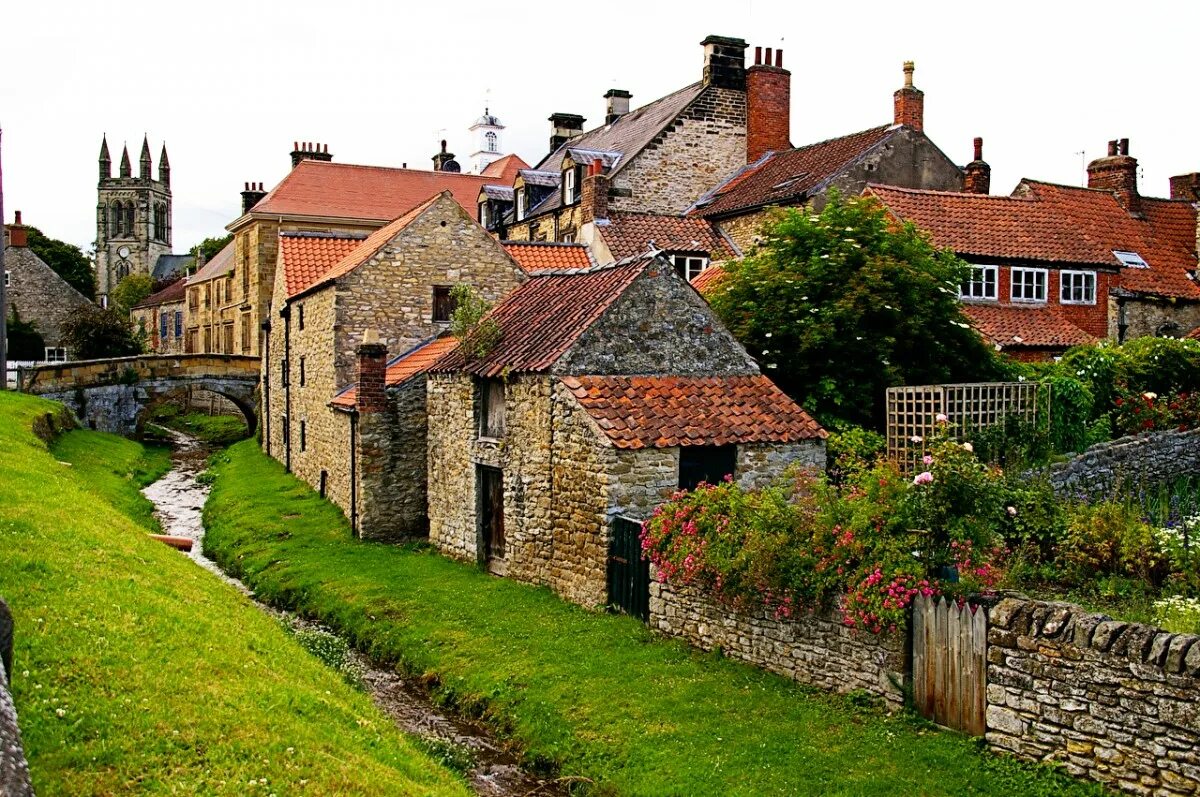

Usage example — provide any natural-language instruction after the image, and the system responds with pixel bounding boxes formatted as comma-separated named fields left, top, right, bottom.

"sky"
left=0, top=0, right=1197, bottom=253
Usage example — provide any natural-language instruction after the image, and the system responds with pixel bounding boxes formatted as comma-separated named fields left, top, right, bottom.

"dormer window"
left=479, top=202, right=490, bottom=228
left=515, top=188, right=527, bottom=221
left=671, top=253, right=709, bottom=282
left=563, top=164, right=584, bottom=205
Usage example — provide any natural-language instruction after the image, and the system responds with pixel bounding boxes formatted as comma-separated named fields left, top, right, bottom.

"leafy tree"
left=111, top=273, right=156, bottom=316
left=25, top=226, right=96, bottom=299
left=189, top=234, right=233, bottom=267
left=707, top=192, right=1005, bottom=429
left=60, top=305, right=143, bottom=359
left=5, top=308, right=45, bottom=361
left=449, top=284, right=501, bottom=360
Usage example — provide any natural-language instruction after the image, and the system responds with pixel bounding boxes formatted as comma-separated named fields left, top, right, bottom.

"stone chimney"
left=432, top=140, right=461, bottom=173
left=6, top=211, right=28, bottom=248
left=356, top=329, right=389, bottom=414
left=581, top=161, right=610, bottom=224
left=963, top=137, right=991, bottom=194
left=241, top=181, right=267, bottom=214
left=1169, top=172, right=1200, bottom=202
left=290, top=141, right=333, bottom=169
left=746, top=45, right=791, bottom=162
left=549, top=113, right=586, bottom=153
left=1088, top=138, right=1141, bottom=216
left=701, top=35, right=747, bottom=90
left=604, top=89, right=631, bottom=125
left=893, top=61, right=924, bottom=132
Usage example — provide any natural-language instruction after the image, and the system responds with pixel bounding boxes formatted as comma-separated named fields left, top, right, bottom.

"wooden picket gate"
left=912, top=595, right=987, bottom=735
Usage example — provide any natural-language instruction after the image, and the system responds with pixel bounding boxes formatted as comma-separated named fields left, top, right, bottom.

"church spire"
left=139, top=135, right=153, bottom=180
left=158, top=143, right=170, bottom=186
left=99, top=135, right=111, bottom=180
left=119, top=144, right=132, bottom=178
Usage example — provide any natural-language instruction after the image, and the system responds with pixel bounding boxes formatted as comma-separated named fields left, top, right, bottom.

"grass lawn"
left=204, top=439, right=1107, bottom=797
left=0, top=392, right=467, bottom=796
left=147, top=404, right=249, bottom=447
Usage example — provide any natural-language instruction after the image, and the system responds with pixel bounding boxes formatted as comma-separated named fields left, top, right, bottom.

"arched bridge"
left=19, top=354, right=260, bottom=437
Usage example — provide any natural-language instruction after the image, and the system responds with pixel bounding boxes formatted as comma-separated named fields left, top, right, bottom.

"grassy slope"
left=148, top=405, right=249, bottom=447
left=50, top=431, right=172, bottom=531
left=0, top=392, right=466, bottom=796
left=204, top=440, right=1106, bottom=797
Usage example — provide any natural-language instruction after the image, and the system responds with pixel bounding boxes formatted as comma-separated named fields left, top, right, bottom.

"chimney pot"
left=764, top=47, right=773, bottom=66
left=754, top=45, right=762, bottom=65
left=745, top=42, right=793, bottom=162
left=903, top=60, right=915, bottom=88
left=963, top=137, right=991, bottom=194
left=973, top=137, right=983, bottom=161
left=893, top=60, right=924, bottom=131
left=14, top=210, right=22, bottom=226
left=1119, top=138, right=1130, bottom=156
left=775, top=49, right=783, bottom=68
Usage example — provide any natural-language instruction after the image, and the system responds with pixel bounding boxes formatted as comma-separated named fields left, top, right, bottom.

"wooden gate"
left=912, top=595, right=987, bottom=735
left=607, top=516, right=650, bottom=622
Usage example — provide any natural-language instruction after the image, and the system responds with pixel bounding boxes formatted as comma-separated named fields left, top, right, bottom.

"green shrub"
left=999, top=475, right=1067, bottom=563
left=1061, top=502, right=1170, bottom=586
left=1044, top=375, right=1094, bottom=453
left=825, top=424, right=885, bottom=482
left=1119, top=336, right=1200, bottom=397
left=1152, top=595, right=1200, bottom=634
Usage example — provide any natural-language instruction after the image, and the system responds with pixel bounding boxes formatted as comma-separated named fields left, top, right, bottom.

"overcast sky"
left=1, top=0, right=1196, bottom=253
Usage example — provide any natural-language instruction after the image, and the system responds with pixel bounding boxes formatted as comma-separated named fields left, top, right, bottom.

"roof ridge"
left=295, top=159, right=500, bottom=180
left=868, top=183, right=1037, bottom=201
left=279, top=230, right=370, bottom=240
left=788, top=123, right=892, bottom=154
left=502, top=240, right=588, bottom=248
left=529, top=248, right=660, bottom=277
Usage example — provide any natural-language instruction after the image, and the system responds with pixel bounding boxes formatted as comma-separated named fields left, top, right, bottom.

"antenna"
left=1075, top=150, right=1086, bottom=186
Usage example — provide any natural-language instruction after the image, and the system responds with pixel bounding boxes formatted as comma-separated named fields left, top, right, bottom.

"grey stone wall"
left=650, top=580, right=907, bottom=710
left=1045, top=428, right=1200, bottom=498
left=357, top=378, right=430, bottom=541
left=0, top=598, right=34, bottom=797
left=820, top=128, right=964, bottom=211
left=1109, top=294, right=1200, bottom=341
left=986, top=597, right=1200, bottom=796
left=4, top=244, right=93, bottom=350
left=737, top=441, right=825, bottom=489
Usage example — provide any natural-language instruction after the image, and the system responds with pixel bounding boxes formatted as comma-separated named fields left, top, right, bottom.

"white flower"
left=1006, top=506, right=1018, bottom=517
left=1144, top=391, right=1158, bottom=400
left=936, top=413, right=949, bottom=423
left=961, top=442, right=974, bottom=452
left=910, top=435, right=923, bottom=443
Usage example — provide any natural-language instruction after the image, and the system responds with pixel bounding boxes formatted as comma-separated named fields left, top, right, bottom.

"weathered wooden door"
left=479, top=466, right=505, bottom=570
left=912, top=595, right=987, bottom=735
left=607, top=516, right=650, bottom=621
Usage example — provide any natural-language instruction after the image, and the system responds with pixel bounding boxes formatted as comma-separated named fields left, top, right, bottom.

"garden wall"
left=0, top=599, right=34, bottom=797
left=986, top=596, right=1200, bottom=796
left=1046, top=428, right=1200, bottom=497
left=649, top=579, right=907, bottom=710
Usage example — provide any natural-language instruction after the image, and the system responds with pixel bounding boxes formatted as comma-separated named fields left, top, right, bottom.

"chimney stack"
left=581, top=160, right=610, bottom=224
left=290, top=141, right=334, bottom=169
left=7, top=211, right=28, bottom=248
left=1169, top=172, right=1200, bottom=202
left=432, top=140, right=461, bottom=172
left=1087, top=138, right=1141, bottom=216
left=241, top=181, right=268, bottom=214
left=356, top=330, right=389, bottom=414
left=548, top=113, right=586, bottom=154
left=745, top=45, right=791, bottom=162
left=604, top=89, right=632, bottom=125
left=893, top=61, right=924, bottom=131
left=701, top=35, right=748, bottom=90
left=963, top=137, right=991, bottom=194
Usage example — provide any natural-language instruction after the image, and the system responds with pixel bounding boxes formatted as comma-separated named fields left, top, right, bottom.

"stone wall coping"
left=1046, top=427, right=1200, bottom=472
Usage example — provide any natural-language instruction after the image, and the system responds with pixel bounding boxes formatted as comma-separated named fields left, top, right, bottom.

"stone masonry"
left=1045, top=427, right=1200, bottom=498
left=3, top=232, right=93, bottom=352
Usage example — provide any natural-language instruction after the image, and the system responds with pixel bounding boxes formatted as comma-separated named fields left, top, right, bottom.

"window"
left=1059, top=270, right=1096, bottom=305
left=1010, top=268, right=1047, bottom=303
left=159, top=312, right=169, bottom=340
left=44, top=347, right=67, bottom=363
left=479, top=202, right=490, bottom=227
left=1113, top=250, right=1148, bottom=269
left=242, top=250, right=250, bottom=299
left=515, top=189, right=527, bottom=221
left=124, top=202, right=135, bottom=237
left=478, top=379, right=506, bottom=439
left=485, top=131, right=498, bottom=153
left=241, top=317, right=250, bottom=353
left=298, top=304, right=305, bottom=330
left=300, top=420, right=306, bottom=452
left=433, top=285, right=457, bottom=323
left=188, top=287, right=198, bottom=309
left=4, top=270, right=8, bottom=287
left=111, top=202, right=122, bottom=237
left=678, top=445, right=737, bottom=491
left=299, top=356, right=306, bottom=387
left=959, top=265, right=998, bottom=300
left=281, top=415, right=289, bottom=447
left=671, top=254, right=709, bottom=282
left=281, top=358, right=289, bottom=387
left=558, top=231, right=576, bottom=244
left=563, top=166, right=578, bottom=204
left=174, top=311, right=183, bottom=338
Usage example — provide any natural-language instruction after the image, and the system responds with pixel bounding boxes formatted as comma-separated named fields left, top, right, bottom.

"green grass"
left=49, top=430, right=171, bottom=531
left=203, top=440, right=1108, bottom=797
left=0, top=392, right=467, bottom=796
left=148, top=404, right=249, bottom=447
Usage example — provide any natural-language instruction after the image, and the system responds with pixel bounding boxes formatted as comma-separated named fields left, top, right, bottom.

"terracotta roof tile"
left=690, top=263, right=728, bottom=294
left=693, top=125, right=894, bottom=218
left=481, top=154, right=526, bottom=181
left=562, top=374, right=826, bottom=449
left=502, top=241, right=594, bottom=273
left=278, top=232, right=367, bottom=297
left=132, top=276, right=186, bottom=309
left=962, top=303, right=1096, bottom=349
left=185, top=241, right=236, bottom=285
left=599, top=212, right=737, bottom=261
left=331, top=336, right=459, bottom=408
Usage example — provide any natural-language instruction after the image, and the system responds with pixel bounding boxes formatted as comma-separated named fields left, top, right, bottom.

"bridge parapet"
left=21, top=354, right=260, bottom=394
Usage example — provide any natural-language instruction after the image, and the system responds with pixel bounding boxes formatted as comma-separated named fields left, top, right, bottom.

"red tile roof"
left=693, top=125, right=894, bottom=218
left=690, top=263, right=728, bottom=294
left=502, top=241, right=594, bottom=273
left=246, top=156, right=528, bottom=223
left=431, top=255, right=654, bottom=377
left=278, top=232, right=367, bottom=297
left=331, top=336, right=459, bottom=408
left=599, top=212, right=738, bottom=261
left=132, top=276, right=186, bottom=309
left=962, top=303, right=1096, bottom=350
left=481, top=154, right=526, bottom=181
left=185, top=241, right=236, bottom=285
left=562, top=374, right=826, bottom=449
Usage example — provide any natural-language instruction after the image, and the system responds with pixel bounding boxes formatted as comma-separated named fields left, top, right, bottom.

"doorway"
left=478, top=465, right=505, bottom=574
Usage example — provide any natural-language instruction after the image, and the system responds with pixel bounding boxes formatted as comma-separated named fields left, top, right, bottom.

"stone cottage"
left=130, top=277, right=186, bottom=354
left=262, top=191, right=528, bottom=539
left=424, top=250, right=826, bottom=608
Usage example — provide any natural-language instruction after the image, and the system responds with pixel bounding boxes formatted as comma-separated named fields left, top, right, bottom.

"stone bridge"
left=19, top=354, right=260, bottom=436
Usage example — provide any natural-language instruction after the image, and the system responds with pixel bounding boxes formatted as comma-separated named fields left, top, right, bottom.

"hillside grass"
left=0, top=392, right=466, bottom=796
left=147, top=404, right=249, bottom=447
left=203, top=439, right=1107, bottom=797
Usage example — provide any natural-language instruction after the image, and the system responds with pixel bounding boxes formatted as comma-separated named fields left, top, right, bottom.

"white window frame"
left=959, top=264, right=998, bottom=301
left=515, top=189, right=527, bottom=221
left=44, top=347, right=67, bottom=363
left=563, top=167, right=578, bottom=204
left=1059, top=270, right=1097, bottom=305
left=3, top=270, right=9, bottom=288
left=479, top=202, right=490, bottom=227
left=558, top=231, right=576, bottom=244
left=672, top=254, right=709, bottom=282
left=1010, top=267, right=1048, bottom=303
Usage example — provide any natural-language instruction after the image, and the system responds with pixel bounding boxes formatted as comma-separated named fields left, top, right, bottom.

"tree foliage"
left=5, top=308, right=45, bottom=361
left=707, top=193, right=1006, bottom=428
left=24, top=226, right=96, bottom=299
left=110, top=273, right=156, bottom=316
left=60, top=305, right=143, bottom=360
left=189, top=234, right=233, bottom=267
left=449, top=284, right=501, bottom=360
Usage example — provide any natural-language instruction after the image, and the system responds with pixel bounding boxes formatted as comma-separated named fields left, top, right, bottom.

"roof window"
left=1113, top=250, right=1148, bottom=269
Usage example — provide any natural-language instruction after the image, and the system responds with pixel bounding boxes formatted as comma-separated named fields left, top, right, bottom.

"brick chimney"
left=549, top=113, right=586, bottom=153
left=581, top=161, right=610, bottom=224
left=746, top=46, right=791, bottom=162
left=701, top=35, right=747, bottom=91
left=290, top=141, right=333, bottom=169
left=241, top=181, right=267, bottom=214
left=963, top=137, right=991, bottom=194
left=6, top=211, right=27, bottom=248
left=356, top=329, right=389, bottom=414
left=604, top=89, right=631, bottom=125
left=893, top=61, right=924, bottom=131
left=1169, top=172, right=1200, bottom=202
left=1087, top=138, right=1141, bottom=216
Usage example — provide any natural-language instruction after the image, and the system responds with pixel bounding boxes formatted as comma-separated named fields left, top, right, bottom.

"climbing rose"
left=1007, top=506, right=1018, bottom=517
left=936, top=413, right=949, bottom=423
left=913, top=471, right=934, bottom=485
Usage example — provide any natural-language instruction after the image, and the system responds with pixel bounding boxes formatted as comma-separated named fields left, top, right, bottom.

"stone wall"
left=427, top=373, right=478, bottom=562
left=1110, top=294, right=1200, bottom=341
left=650, top=580, right=907, bottom=709
left=715, top=208, right=776, bottom=254
left=357, top=378, right=431, bottom=540
left=1045, top=428, right=1200, bottom=497
left=986, top=597, right=1200, bottom=795
left=3, top=244, right=93, bottom=350
left=0, top=599, right=34, bottom=797
left=737, top=441, right=825, bottom=489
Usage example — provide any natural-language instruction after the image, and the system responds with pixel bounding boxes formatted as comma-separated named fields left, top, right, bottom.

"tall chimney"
left=241, top=181, right=268, bottom=214
left=290, top=141, right=334, bottom=169
left=604, top=89, right=632, bottom=125
left=7, top=211, right=28, bottom=248
left=963, top=137, right=991, bottom=194
left=1169, top=172, right=1200, bottom=202
left=548, top=113, right=586, bottom=153
left=356, top=329, right=388, bottom=414
left=745, top=45, right=791, bottom=162
left=581, top=161, right=610, bottom=224
left=893, top=61, right=924, bottom=131
left=700, top=35, right=748, bottom=90
left=1087, top=138, right=1141, bottom=215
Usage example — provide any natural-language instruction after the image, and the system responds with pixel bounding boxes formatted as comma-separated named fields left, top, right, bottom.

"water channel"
left=142, top=429, right=565, bottom=797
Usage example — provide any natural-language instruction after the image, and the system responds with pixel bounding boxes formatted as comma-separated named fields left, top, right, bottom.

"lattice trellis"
left=886, top=382, right=1045, bottom=471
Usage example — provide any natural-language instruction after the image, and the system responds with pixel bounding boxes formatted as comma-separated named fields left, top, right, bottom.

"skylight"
left=1113, top=250, right=1149, bottom=269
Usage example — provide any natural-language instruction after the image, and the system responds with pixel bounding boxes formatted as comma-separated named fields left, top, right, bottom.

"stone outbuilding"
left=3, top=213, right=93, bottom=360
left=423, top=250, right=825, bottom=609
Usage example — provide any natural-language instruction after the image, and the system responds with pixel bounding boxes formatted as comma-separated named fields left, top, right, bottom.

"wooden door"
left=479, top=466, right=505, bottom=569
left=607, top=517, right=650, bottom=621
left=912, top=594, right=987, bottom=736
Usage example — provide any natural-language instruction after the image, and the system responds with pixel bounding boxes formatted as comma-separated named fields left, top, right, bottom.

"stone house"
left=182, top=242, right=236, bottom=353
left=130, top=278, right=186, bottom=354
left=3, top=213, right=93, bottom=360
left=262, top=191, right=528, bottom=538
left=424, top=251, right=826, bottom=608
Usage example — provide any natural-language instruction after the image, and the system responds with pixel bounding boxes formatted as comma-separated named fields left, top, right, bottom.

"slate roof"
left=430, top=253, right=656, bottom=377
left=152, top=253, right=195, bottom=281
left=330, top=335, right=459, bottom=408
left=278, top=231, right=368, bottom=297
left=692, top=125, right=895, bottom=218
left=562, top=374, right=826, bottom=448
left=599, top=212, right=738, bottom=261
left=962, top=304, right=1096, bottom=349
left=131, top=277, right=186, bottom=309
left=502, top=241, right=594, bottom=273
left=482, top=185, right=514, bottom=201
left=517, top=169, right=562, bottom=188
left=185, top=241, right=236, bottom=285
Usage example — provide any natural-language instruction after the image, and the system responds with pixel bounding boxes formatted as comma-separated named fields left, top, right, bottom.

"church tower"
left=468, top=109, right=505, bottom=174
left=95, top=134, right=173, bottom=304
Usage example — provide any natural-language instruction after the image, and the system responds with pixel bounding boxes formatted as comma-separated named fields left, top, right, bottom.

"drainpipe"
left=280, top=304, right=292, bottom=472
left=261, top=319, right=271, bottom=455
left=349, top=409, right=358, bottom=536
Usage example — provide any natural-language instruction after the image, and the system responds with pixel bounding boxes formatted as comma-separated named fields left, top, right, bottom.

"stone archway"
left=136, top=382, right=258, bottom=440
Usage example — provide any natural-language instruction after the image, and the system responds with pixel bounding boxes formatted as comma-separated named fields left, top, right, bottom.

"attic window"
left=1113, top=250, right=1148, bottom=269
left=515, top=189, right=527, bottom=221
left=563, top=166, right=579, bottom=204
left=433, top=285, right=457, bottom=323
left=671, top=253, right=709, bottom=282
left=479, top=202, right=490, bottom=228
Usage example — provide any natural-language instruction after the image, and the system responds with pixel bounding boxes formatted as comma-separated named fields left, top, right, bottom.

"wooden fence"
left=912, top=594, right=987, bottom=736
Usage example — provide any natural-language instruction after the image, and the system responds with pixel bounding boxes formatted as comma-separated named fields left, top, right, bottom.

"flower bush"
left=1112, top=387, right=1200, bottom=435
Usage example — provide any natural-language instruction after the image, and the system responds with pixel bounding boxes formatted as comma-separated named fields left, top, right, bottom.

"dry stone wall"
left=1045, top=428, right=1200, bottom=498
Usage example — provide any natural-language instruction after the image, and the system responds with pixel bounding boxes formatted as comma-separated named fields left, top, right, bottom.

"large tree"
left=110, top=273, right=156, bottom=316
left=189, top=234, right=233, bottom=266
left=60, top=305, right=143, bottom=360
left=24, top=226, right=96, bottom=299
left=707, top=192, right=1006, bottom=429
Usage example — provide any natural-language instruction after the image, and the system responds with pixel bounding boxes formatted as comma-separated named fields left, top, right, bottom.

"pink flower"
left=1006, top=506, right=1018, bottom=517
left=910, top=435, right=923, bottom=443
left=922, top=454, right=933, bottom=465
left=913, top=471, right=934, bottom=485
left=936, top=413, right=949, bottom=423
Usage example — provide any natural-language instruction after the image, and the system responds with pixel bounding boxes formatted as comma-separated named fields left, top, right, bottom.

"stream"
left=142, top=429, right=565, bottom=797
